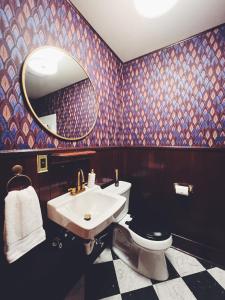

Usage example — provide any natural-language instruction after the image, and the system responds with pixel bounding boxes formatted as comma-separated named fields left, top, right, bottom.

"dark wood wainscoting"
left=0, top=147, right=125, bottom=238
left=124, top=147, right=225, bottom=266
left=0, top=146, right=225, bottom=271
left=0, top=147, right=124, bottom=299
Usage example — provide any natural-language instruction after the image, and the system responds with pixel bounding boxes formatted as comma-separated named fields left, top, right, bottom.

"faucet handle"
left=80, top=169, right=86, bottom=191
left=68, top=187, right=76, bottom=195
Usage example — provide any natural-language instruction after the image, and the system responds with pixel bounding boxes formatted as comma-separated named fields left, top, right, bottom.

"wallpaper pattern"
left=31, top=79, right=96, bottom=138
left=122, top=25, right=225, bottom=147
left=0, top=0, right=123, bottom=149
left=0, top=0, right=224, bottom=149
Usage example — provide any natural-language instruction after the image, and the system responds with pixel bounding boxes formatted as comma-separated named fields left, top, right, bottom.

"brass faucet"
left=68, top=169, right=85, bottom=195
left=77, top=168, right=85, bottom=193
left=76, top=169, right=81, bottom=193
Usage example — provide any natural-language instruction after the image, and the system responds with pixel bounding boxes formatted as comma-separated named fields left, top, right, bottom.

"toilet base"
left=138, top=248, right=169, bottom=280
left=113, top=225, right=170, bottom=281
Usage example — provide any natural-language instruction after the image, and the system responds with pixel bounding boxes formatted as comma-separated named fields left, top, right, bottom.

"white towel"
left=4, top=185, right=46, bottom=263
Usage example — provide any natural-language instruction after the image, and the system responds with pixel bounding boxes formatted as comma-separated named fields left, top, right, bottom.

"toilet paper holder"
left=173, top=182, right=194, bottom=196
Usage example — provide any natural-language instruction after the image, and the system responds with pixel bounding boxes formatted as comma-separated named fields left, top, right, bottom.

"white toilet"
left=104, top=181, right=172, bottom=281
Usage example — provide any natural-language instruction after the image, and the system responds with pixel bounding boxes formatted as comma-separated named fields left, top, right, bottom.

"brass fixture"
left=84, top=213, right=91, bottom=221
left=7, top=165, right=32, bottom=192
left=80, top=169, right=86, bottom=191
left=68, top=169, right=85, bottom=195
left=76, top=169, right=85, bottom=193
left=68, top=187, right=76, bottom=195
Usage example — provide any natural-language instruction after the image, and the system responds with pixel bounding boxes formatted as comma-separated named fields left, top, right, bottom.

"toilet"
left=104, top=181, right=172, bottom=281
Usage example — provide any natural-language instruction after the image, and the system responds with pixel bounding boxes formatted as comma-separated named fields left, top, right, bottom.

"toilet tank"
left=104, top=181, right=131, bottom=222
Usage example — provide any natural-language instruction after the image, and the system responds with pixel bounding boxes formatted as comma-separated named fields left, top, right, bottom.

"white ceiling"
left=26, top=49, right=88, bottom=99
left=71, top=0, right=225, bottom=62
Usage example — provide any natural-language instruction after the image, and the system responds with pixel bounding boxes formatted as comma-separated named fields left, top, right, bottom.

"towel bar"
left=7, top=165, right=32, bottom=192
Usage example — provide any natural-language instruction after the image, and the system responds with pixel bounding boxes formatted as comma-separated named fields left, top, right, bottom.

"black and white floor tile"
left=65, top=247, right=225, bottom=300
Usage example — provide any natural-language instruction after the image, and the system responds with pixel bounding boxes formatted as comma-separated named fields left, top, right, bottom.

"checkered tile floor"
left=65, top=247, right=225, bottom=300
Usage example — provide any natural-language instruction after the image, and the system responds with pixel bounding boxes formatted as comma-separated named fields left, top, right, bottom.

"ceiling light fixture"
left=28, top=58, right=57, bottom=76
left=28, top=48, right=63, bottom=76
left=134, top=0, right=178, bottom=19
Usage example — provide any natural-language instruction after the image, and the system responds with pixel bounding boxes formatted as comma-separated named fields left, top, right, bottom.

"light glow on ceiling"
left=28, top=48, right=64, bottom=76
left=134, top=0, right=178, bottom=19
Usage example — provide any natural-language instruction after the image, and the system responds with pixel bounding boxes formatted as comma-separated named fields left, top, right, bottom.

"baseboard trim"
left=172, top=234, right=225, bottom=269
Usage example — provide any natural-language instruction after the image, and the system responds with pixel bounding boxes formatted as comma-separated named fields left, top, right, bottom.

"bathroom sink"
left=47, top=186, right=126, bottom=239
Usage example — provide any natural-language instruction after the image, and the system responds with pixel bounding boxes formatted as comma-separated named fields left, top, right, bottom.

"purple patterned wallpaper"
left=31, top=79, right=96, bottom=138
left=122, top=25, right=225, bottom=147
left=0, top=0, right=224, bottom=149
left=0, top=0, right=123, bottom=149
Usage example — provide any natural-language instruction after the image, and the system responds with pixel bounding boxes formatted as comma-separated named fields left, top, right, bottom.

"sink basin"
left=47, top=186, right=126, bottom=239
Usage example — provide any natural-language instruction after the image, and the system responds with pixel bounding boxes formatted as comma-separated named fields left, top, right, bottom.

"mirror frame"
left=22, top=46, right=99, bottom=141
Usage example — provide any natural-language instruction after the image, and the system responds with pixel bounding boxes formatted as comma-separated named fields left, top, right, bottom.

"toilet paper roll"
left=175, top=184, right=189, bottom=196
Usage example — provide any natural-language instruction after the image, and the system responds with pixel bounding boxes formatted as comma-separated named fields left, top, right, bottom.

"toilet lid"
left=127, top=219, right=171, bottom=241
left=119, top=215, right=173, bottom=250
left=129, top=228, right=172, bottom=250
left=130, top=227, right=171, bottom=241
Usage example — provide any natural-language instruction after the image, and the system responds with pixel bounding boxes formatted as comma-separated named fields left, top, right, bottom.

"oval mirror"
left=22, top=46, right=98, bottom=140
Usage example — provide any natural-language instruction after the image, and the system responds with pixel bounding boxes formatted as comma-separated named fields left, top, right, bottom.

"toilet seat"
left=118, top=214, right=172, bottom=251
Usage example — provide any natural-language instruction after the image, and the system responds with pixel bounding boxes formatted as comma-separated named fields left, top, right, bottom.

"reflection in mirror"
left=22, top=46, right=98, bottom=140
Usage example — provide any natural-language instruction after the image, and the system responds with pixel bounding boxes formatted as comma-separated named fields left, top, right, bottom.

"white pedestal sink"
left=47, top=185, right=126, bottom=239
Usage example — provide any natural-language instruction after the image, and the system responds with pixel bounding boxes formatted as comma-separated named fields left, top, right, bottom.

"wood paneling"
left=1, top=146, right=225, bottom=268
left=0, top=147, right=122, bottom=299
left=124, top=147, right=225, bottom=265
left=0, top=148, right=123, bottom=240
left=51, top=150, right=96, bottom=157
left=89, top=148, right=126, bottom=180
